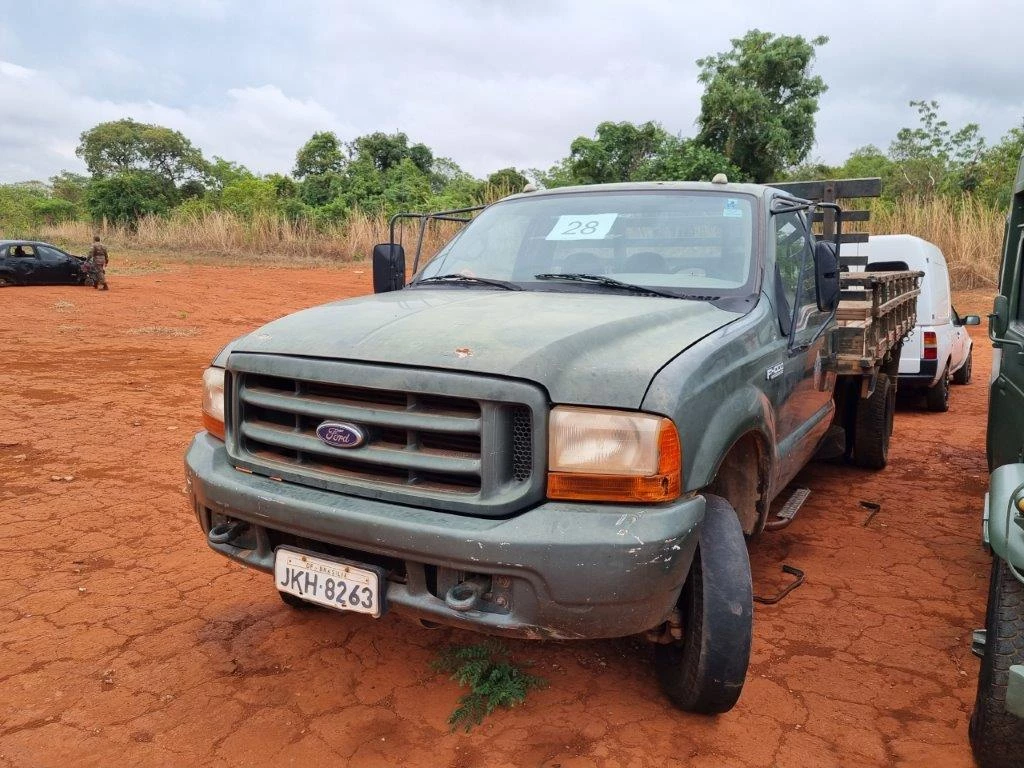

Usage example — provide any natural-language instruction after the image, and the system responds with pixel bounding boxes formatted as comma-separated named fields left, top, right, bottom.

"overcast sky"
left=1, top=0, right=1022, bottom=183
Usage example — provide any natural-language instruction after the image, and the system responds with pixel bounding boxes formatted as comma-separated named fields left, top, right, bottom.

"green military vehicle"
left=186, top=178, right=918, bottom=713
left=971, top=152, right=1024, bottom=767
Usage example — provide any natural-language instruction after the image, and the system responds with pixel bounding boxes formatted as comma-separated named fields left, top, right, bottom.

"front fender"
left=985, top=464, right=1024, bottom=575
left=683, top=384, right=776, bottom=491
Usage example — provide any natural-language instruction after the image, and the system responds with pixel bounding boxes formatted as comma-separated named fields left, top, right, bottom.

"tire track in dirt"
left=0, top=269, right=995, bottom=767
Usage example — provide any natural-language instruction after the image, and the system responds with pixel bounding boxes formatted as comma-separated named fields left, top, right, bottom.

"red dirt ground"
left=0, top=265, right=996, bottom=767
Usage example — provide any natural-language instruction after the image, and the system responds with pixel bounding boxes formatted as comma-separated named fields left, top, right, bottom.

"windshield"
left=415, top=190, right=757, bottom=296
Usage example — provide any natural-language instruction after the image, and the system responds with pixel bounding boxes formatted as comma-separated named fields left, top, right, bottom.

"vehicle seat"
left=561, top=252, right=604, bottom=274
left=623, top=251, right=666, bottom=273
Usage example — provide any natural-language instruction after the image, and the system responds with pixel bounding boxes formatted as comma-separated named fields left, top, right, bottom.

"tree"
left=696, top=30, right=829, bottom=182
left=975, top=120, right=1024, bottom=208
left=889, top=100, right=986, bottom=196
left=352, top=132, right=433, bottom=173
left=568, top=121, right=670, bottom=184
left=207, top=156, right=254, bottom=191
left=49, top=171, right=90, bottom=205
left=486, top=167, right=529, bottom=192
left=637, top=137, right=743, bottom=182
left=221, top=178, right=278, bottom=218
left=85, top=170, right=177, bottom=224
left=293, top=132, right=345, bottom=179
left=76, top=119, right=208, bottom=184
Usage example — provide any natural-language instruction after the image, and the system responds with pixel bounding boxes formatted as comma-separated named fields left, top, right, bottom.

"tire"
left=0, top=275, right=11, bottom=287
left=926, top=365, right=951, bottom=412
left=278, top=590, right=322, bottom=610
left=851, top=373, right=895, bottom=469
left=953, top=349, right=973, bottom=385
left=970, top=556, right=1024, bottom=768
left=654, top=494, right=753, bottom=714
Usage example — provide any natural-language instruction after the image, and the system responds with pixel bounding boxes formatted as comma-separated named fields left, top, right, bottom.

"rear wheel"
left=851, top=373, right=895, bottom=469
left=953, top=350, right=973, bottom=385
left=654, top=494, right=753, bottom=714
left=970, top=556, right=1024, bottom=768
left=0, top=275, right=11, bottom=287
left=926, top=365, right=951, bottom=411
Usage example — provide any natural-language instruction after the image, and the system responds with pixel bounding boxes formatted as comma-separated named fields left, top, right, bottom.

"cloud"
left=1, top=0, right=1023, bottom=183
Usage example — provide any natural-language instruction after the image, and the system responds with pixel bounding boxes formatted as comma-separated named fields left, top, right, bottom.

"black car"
left=0, top=240, right=91, bottom=286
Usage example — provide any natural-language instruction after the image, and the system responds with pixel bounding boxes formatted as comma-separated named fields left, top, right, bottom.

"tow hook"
left=445, top=575, right=491, bottom=612
left=208, top=519, right=249, bottom=545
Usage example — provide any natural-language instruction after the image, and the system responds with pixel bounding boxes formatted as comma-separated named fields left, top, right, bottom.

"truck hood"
left=228, top=289, right=741, bottom=408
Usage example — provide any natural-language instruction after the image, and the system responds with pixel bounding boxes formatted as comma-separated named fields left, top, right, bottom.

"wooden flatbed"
left=832, top=270, right=922, bottom=378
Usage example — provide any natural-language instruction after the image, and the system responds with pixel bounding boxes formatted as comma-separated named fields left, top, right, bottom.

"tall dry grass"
left=863, top=196, right=1004, bottom=289
left=34, top=209, right=459, bottom=266
left=26, top=193, right=1007, bottom=289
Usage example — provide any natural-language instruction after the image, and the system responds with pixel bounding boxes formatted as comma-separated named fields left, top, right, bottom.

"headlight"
left=547, top=406, right=681, bottom=502
left=201, top=366, right=226, bottom=440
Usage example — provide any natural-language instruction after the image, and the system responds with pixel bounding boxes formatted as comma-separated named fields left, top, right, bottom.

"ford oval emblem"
left=316, top=421, right=366, bottom=449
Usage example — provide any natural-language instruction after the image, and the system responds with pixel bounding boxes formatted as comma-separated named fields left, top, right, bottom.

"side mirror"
left=992, top=295, right=1010, bottom=337
left=963, top=315, right=982, bottom=326
left=372, top=243, right=405, bottom=293
left=813, top=240, right=841, bottom=312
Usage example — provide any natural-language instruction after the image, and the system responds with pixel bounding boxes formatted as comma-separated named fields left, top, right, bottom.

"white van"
left=858, top=235, right=980, bottom=411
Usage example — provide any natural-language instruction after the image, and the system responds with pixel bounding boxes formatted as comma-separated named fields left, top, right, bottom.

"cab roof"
left=501, top=180, right=788, bottom=202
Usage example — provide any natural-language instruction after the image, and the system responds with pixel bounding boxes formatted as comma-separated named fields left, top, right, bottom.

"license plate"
left=274, top=547, right=384, bottom=617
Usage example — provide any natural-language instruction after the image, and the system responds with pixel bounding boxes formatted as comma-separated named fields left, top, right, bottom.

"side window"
left=38, top=246, right=65, bottom=263
left=774, top=212, right=825, bottom=343
left=9, top=244, right=37, bottom=258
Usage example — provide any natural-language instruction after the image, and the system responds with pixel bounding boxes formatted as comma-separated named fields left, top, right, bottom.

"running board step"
left=765, top=487, right=811, bottom=532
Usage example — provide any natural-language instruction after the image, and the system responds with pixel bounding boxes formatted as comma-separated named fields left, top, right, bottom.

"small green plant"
left=433, top=641, right=546, bottom=732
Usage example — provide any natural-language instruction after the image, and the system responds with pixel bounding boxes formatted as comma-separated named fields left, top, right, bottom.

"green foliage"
left=486, top=167, right=529, bottom=193
left=299, top=171, right=345, bottom=207
left=49, top=171, right=90, bottom=205
left=569, top=121, right=669, bottom=184
left=221, top=177, right=278, bottom=218
left=76, top=118, right=209, bottom=184
left=85, top=170, right=177, bottom=224
left=0, top=184, right=48, bottom=234
left=294, top=132, right=345, bottom=179
left=697, top=30, right=829, bottom=182
left=976, top=122, right=1024, bottom=209
left=29, top=196, right=78, bottom=225
left=637, top=136, right=743, bottom=182
left=208, top=156, right=255, bottom=191
left=353, top=132, right=433, bottom=173
left=432, top=642, right=546, bottom=732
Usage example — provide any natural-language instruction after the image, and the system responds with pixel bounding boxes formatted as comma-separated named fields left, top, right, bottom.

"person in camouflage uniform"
left=88, top=235, right=109, bottom=290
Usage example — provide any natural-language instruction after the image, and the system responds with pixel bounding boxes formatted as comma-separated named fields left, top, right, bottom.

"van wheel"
left=0, top=276, right=11, bottom=287
left=970, top=556, right=1024, bottom=768
left=953, top=350, right=973, bottom=385
left=654, top=494, right=752, bottom=714
left=851, top=373, right=895, bottom=469
left=926, top=365, right=951, bottom=411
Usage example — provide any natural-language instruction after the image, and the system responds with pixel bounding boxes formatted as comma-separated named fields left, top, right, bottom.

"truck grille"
left=224, top=354, right=547, bottom=517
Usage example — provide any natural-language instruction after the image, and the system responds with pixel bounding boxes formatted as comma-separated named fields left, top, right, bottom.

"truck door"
left=770, top=209, right=835, bottom=486
left=990, top=221, right=1024, bottom=469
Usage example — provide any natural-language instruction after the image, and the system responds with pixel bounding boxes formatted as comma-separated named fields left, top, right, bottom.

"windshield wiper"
left=533, top=273, right=682, bottom=299
left=415, top=273, right=522, bottom=291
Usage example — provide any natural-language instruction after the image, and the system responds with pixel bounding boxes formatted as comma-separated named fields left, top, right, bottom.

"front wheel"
left=953, top=350, right=973, bottom=385
left=970, top=556, right=1024, bottom=768
left=654, top=494, right=753, bottom=714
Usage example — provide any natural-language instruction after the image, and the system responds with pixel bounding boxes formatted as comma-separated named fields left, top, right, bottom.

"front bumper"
left=186, top=433, right=704, bottom=640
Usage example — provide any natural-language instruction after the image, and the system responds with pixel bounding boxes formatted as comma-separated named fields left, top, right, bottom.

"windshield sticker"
left=723, top=199, right=744, bottom=218
left=778, top=222, right=796, bottom=236
left=545, top=213, right=618, bottom=241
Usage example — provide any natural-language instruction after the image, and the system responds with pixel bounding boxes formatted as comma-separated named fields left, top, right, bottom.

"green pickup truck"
left=185, top=179, right=918, bottom=713
left=971, top=152, right=1024, bottom=768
